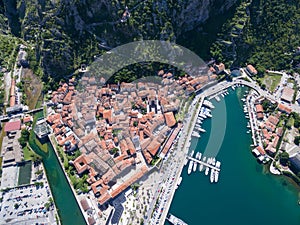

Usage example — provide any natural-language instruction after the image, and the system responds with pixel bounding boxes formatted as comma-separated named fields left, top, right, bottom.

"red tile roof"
left=4, top=120, right=21, bottom=132
left=147, top=139, right=161, bottom=156
left=161, top=123, right=182, bottom=157
left=23, top=115, right=33, bottom=123
left=246, top=64, right=258, bottom=75
left=278, top=103, right=292, bottom=114
left=257, top=112, right=264, bottom=120
left=256, top=146, right=266, bottom=155
left=255, top=104, right=263, bottom=113
left=164, top=112, right=176, bottom=127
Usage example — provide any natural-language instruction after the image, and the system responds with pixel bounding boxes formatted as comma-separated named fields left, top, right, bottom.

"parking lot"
left=0, top=184, right=57, bottom=225
left=0, top=166, right=19, bottom=189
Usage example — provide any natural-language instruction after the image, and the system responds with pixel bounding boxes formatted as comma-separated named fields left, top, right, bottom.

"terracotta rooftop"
left=278, top=103, right=292, bottom=114
left=4, top=120, right=21, bottom=132
left=256, top=146, right=266, bottom=155
left=246, top=64, right=258, bottom=75
left=257, top=112, right=264, bottom=120
left=74, top=154, right=89, bottom=174
left=161, top=123, right=182, bottom=157
left=80, top=198, right=91, bottom=211
left=110, top=165, right=148, bottom=199
left=147, top=139, right=161, bottom=156
left=268, top=115, right=279, bottom=126
left=164, top=112, right=176, bottom=127
left=255, top=104, right=264, bottom=113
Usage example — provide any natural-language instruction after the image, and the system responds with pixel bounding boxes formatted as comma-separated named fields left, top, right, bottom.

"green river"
left=30, top=133, right=86, bottom=225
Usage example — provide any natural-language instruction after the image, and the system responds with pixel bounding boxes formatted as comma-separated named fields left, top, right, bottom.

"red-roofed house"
left=256, top=146, right=266, bottom=155
left=164, top=112, right=176, bottom=127
left=4, top=120, right=21, bottom=134
left=278, top=103, right=292, bottom=114
left=246, top=65, right=258, bottom=76
left=255, top=104, right=264, bottom=113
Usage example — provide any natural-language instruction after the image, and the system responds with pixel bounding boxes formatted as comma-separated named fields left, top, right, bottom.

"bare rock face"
left=61, top=0, right=238, bottom=41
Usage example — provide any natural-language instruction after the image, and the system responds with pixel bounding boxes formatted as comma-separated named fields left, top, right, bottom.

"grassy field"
left=260, top=72, right=282, bottom=93
left=23, top=145, right=41, bottom=161
left=23, top=69, right=43, bottom=110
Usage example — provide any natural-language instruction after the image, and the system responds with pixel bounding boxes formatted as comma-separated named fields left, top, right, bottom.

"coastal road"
left=153, top=96, right=204, bottom=225
left=144, top=95, right=204, bottom=225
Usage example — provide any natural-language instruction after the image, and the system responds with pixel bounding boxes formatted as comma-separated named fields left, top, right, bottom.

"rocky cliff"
left=1, top=0, right=238, bottom=80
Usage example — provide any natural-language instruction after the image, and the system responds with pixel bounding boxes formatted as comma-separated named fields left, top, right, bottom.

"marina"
left=186, top=156, right=220, bottom=172
left=167, top=87, right=300, bottom=225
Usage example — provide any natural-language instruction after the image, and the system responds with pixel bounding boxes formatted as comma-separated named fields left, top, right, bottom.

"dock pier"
left=186, top=156, right=220, bottom=172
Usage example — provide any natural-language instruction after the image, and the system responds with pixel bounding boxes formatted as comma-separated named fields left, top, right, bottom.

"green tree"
left=279, top=152, right=290, bottom=166
left=18, top=129, right=30, bottom=148
left=294, top=136, right=300, bottom=145
left=14, top=203, right=19, bottom=209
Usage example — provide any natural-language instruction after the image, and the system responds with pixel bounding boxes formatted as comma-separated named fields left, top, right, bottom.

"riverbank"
left=48, top=134, right=89, bottom=225
left=29, top=132, right=87, bottom=225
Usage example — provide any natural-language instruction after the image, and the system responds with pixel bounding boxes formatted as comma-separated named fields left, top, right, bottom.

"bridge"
left=0, top=105, right=47, bottom=122
left=202, top=78, right=276, bottom=103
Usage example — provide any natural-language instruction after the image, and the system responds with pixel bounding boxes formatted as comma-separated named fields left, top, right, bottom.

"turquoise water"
left=168, top=88, right=300, bottom=225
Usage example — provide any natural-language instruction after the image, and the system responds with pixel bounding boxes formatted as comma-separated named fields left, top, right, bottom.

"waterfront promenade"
left=153, top=97, right=205, bottom=225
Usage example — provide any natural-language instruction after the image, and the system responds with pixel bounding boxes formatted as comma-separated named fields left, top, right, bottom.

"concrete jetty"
left=186, top=156, right=221, bottom=172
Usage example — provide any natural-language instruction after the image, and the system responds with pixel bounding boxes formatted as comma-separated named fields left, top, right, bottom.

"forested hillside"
left=211, top=0, right=300, bottom=74
left=0, top=0, right=237, bottom=87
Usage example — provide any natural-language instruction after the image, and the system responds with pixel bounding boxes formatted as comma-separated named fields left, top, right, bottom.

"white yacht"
left=205, top=166, right=209, bottom=175
left=212, top=158, right=216, bottom=166
left=188, top=160, right=193, bottom=175
left=207, top=157, right=211, bottom=164
left=198, top=127, right=206, bottom=133
left=192, top=131, right=200, bottom=138
left=210, top=169, right=215, bottom=183
left=215, top=161, right=221, bottom=182
left=167, top=214, right=188, bottom=225
left=202, top=156, right=206, bottom=171
left=190, top=150, right=194, bottom=157
left=193, top=160, right=197, bottom=172
left=199, top=163, right=204, bottom=172
left=193, top=152, right=199, bottom=172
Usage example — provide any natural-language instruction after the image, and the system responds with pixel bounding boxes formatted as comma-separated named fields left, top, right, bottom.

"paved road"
left=144, top=96, right=204, bottom=225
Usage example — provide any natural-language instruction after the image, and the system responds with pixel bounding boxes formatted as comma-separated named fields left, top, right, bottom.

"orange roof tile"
left=255, top=104, right=264, bottom=113
left=147, top=139, right=161, bottom=156
left=256, top=146, right=266, bottom=155
left=278, top=103, right=292, bottom=114
left=164, top=112, right=176, bottom=127
left=246, top=64, right=258, bottom=75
